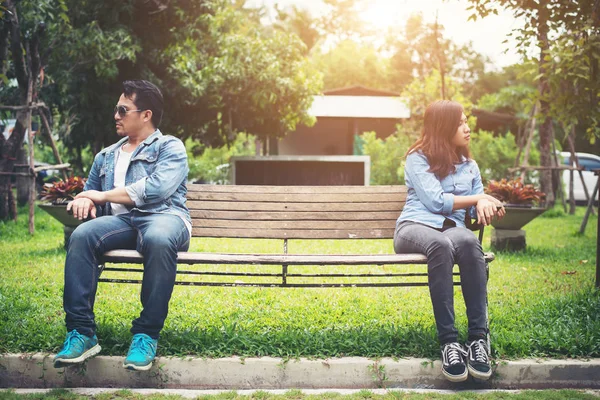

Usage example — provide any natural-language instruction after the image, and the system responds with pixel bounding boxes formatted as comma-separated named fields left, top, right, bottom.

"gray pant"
left=393, top=221, right=488, bottom=344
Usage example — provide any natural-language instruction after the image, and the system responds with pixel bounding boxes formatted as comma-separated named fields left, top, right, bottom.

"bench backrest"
left=187, top=185, right=407, bottom=239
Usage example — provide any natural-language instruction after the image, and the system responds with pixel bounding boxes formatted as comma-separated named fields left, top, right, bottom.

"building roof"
left=309, top=95, right=410, bottom=119
left=323, top=85, right=401, bottom=97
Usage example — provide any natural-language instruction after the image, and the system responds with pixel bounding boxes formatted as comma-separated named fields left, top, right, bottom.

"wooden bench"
left=99, top=184, right=495, bottom=287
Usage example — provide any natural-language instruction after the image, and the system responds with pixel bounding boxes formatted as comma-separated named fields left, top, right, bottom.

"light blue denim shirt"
left=397, top=151, right=483, bottom=229
left=83, top=130, right=191, bottom=226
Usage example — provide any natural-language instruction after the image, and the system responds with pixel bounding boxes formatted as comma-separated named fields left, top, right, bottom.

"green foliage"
left=384, top=13, right=490, bottom=94
left=467, top=0, right=600, bottom=146
left=186, top=133, right=255, bottom=184
left=162, top=2, right=322, bottom=146
left=310, top=40, right=391, bottom=91
left=469, top=130, right=518, bottom=182
left=272, top=5, right=320, bottom=54
left=401, top=69, right=473, bottom=123
left=357, top=129, right=413, bottom=186
left=544, top=28, right=600, bottom=143
left=2, top=0, right=322, bottom=171
left=477, top=84, right=537, bottom=121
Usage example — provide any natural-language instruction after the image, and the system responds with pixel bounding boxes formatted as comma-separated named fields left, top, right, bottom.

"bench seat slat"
left=187, top=201, right=404, bottom=212
left=191, top=219, right=397, bottom=230
left=191, top=227, right=395, bottom=239
left=190, top=210, right=400, bottom=221
left=102, top=250, right=495, bottom=265
left=187, top=185, right=408, bottom=194
left=187, top=192, right=406, bottom=203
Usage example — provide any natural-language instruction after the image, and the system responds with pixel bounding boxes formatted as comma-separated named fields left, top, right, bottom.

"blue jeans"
left=63, top=211, right=190, bottom=339
left=393, top=221, right=488, bottom=344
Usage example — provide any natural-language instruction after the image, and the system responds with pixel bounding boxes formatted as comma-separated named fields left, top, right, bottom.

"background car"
left=560, top=151, right=600, bottom=205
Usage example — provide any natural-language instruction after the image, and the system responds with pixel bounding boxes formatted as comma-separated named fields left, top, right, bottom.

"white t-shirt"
left=111, top=145, right=133, bottom=215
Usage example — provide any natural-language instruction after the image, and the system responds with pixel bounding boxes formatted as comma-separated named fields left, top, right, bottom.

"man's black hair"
left=122, top=80, right=164, bottom=128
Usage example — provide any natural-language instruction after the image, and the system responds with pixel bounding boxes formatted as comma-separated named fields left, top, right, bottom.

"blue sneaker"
left=53, top=329, right=101, bottom=368
left=123, top=333, right=157, bottom=371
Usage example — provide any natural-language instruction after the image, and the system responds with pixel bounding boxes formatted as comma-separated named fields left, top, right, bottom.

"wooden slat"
left=191, top=219, right=397, bottom=230
left=187, top=201, right=404, bottom=212
left=191, top=227, right=395, bottom=239
left=98, top=279, right=434, bottom=288
left=187, top=184, right=408, bottom=194
left=102, top=249, right=495, bottom=265
left=186, top=192, right=405, bottom=203
left=190, top=210, right=400, bottom=221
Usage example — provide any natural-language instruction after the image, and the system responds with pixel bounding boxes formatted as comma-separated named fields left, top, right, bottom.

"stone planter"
left=490, top=205, right=547, bottom=251
left=38, top=203, right=84, bottom=248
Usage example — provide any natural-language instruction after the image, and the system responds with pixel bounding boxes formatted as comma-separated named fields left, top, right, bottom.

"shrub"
left=186, top=133, right=255, bottom=184
left=357, top=129, right=413, bottom=185
left=485, top=178, right=545, bottom=205
left=469, top=130, right=540, bottom=183
left=40, top=176, right=86, bottom=204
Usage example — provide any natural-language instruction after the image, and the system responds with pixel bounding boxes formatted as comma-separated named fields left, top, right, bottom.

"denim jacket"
left=83, top=130, right=191, bottom=225
left=397, top=151, right=483, bottom=229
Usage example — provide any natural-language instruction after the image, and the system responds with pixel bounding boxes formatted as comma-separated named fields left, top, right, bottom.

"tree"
left=272, top=5, right=320, bottom=54
left=401, top=69, right=473, bottom=123
left=0, top=0, right=70, bottom=221
left=384, top=13, right=490, bottom=94
left=4, top=0, right=321, bottom=167
left=158, top=1, right=322, bottom=147
left=310, top=40, right=391, bottom=90
left=466, top=0, right=600, bottom=206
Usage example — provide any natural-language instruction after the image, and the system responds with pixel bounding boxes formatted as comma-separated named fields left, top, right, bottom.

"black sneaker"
left=440, top=342, right=468, bottom=382
left=466, top=338, right=492, bottom=380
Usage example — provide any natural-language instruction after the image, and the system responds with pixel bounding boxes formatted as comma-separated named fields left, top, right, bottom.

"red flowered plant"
left=40, top=176, right=86, bottom=204
left=485, top=178, right=545, bottom=206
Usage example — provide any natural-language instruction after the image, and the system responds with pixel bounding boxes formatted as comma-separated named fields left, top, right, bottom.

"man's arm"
left=68, top=153, right=104, bottom=220
left=125, top=139, right=188, bottom=207
left=75, top=187, right=134, bottom=206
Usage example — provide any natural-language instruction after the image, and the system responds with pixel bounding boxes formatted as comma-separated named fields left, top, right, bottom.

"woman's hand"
left=476, top=196, right=505, bottom=226
left=67, top=197, right=97, bottom=220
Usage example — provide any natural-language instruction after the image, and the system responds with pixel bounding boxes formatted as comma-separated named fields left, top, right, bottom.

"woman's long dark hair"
left=406, top=100, right=471, bottom=179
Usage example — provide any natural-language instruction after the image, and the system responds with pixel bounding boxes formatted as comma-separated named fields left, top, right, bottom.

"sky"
left=248, top=0, right=525, bottom=69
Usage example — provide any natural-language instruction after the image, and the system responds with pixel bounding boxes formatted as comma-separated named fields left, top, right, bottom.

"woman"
left=394, top=100, right=505, bottom=383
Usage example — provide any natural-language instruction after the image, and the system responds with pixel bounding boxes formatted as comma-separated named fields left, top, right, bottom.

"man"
left=53, top=80, right=191, bottom=371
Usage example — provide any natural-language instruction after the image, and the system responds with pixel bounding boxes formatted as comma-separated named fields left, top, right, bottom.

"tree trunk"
left=519, top=103, right=539, bottom=181
left=567, top=126, right=577, bottom=214
left=537, top=4, right=555, bottom=207
left=0, top=116, right=27, bottom=220
left=16, top=146, right=29, bottom=207
left=0, top=0, right=31, bottom=221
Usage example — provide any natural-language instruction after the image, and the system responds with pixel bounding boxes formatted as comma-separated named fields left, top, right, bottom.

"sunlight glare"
left=361, top=0, right=405, bottom=30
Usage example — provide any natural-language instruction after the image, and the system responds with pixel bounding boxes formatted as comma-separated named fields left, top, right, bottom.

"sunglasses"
left=114, top=105, right=143, bottom=117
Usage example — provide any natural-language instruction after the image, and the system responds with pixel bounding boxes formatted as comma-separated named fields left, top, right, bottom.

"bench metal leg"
left=282, top=239, right=288, bottom=286
left=485, top=262, right=491, bottom=355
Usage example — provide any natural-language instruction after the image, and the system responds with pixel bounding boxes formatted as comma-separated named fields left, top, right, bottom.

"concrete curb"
left=4, top=389, right=600, bottom=397
left=1, top=354, right=599, bottom=390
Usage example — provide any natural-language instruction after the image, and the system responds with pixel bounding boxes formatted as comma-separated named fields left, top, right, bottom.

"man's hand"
left=75, top=190, right=108, bottom=205
left=67, top=197, right=97, bottom=220
left=476, top=197, right=505, bottom=226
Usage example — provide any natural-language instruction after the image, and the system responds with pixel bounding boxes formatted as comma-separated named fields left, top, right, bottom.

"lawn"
left=0, top=204, right=598, bottom=360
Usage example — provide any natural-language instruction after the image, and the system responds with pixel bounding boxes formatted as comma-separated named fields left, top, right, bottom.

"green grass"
left=0, top=204, right=598, bottom=359
left=0, top=389, right=599, bottom=400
